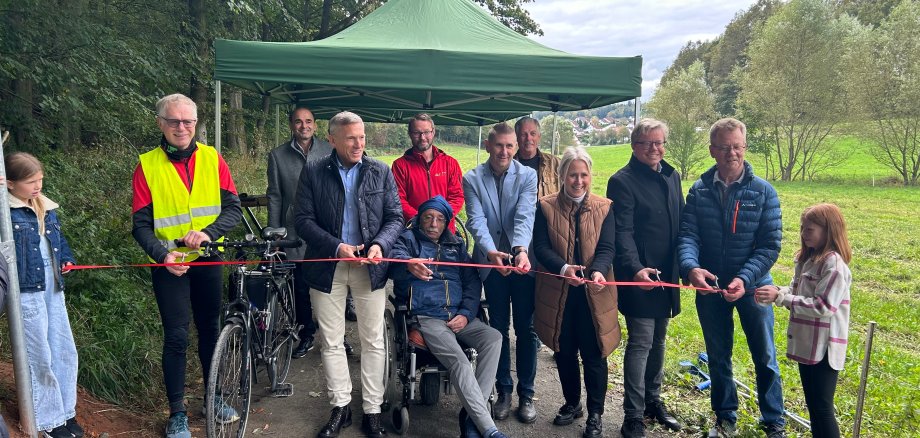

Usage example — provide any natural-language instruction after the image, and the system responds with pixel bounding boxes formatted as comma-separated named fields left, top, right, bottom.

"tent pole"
left=275, top=104, right=280, bottom=147
left=215, top=81, right=222, bottom=153
left=551, top=112, right=559, bottom=155
left=0, top=130, right=38, bottom=438
left=476, top=126, right=482, bottom=163
left=634, top=97, right=641, bottom=121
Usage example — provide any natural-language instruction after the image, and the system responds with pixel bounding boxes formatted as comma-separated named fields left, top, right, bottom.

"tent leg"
left=551, top=112, right=558, bottom=155
left=476, top=126, right=482, bottom=163
left=634, top=97, right=641, bottom=121
left=275, top=104, right=280, bottom=147
left=215, top=80, right=222, bottom=153
left=0, top=131, right=38, bottom=438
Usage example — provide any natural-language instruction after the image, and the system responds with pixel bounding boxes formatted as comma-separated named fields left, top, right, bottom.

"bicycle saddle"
left=262, top=227, right=288, bottom=241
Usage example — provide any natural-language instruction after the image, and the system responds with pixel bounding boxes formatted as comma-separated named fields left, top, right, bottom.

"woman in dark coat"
left=533, top=146, right=619, bottom=438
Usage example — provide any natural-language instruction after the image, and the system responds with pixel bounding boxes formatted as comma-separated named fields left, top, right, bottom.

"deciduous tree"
left=737, top=0, right=859, bottom=181
left=846, top=0, right=920, bottom=185
left=646, top=61, right=715, bottom=179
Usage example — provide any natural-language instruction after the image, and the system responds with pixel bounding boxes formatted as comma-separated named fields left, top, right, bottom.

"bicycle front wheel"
left=268, top=278, right=295, bottom=385
left=207, top=321, right=251, bottom=438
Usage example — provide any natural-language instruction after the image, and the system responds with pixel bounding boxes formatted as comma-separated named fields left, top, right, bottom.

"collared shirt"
left=713, top=167, right=746, bottom=205
left=335, top=155, right=364, bottom=245
left=490, top=167, right=512, bottom=253
left=288, top=137, right=313, bottom=160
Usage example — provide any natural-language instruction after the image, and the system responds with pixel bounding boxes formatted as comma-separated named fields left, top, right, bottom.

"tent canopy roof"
left=214, top=0, right=642, bottom=125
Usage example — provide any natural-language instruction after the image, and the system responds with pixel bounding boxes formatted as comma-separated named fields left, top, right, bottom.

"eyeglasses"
left=633, top=140, right=666, bottom=149
left=409, top=130, right=434, bottom=137
left=159, top=116, right=197, bottom=128
left=711, top=144, right=746, bottom=153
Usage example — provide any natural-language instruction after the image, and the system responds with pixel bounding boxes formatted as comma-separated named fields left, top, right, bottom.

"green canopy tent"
left=213, top=0, right=642, bottom=149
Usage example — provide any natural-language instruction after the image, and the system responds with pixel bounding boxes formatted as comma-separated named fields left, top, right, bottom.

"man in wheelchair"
left=390, top=196, right=507, bottom=438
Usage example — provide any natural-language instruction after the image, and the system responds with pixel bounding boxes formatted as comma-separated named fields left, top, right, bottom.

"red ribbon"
left=63, top=256, right=719, bottom=293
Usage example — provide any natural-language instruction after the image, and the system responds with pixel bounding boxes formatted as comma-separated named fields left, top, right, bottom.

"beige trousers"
left=310, top=262, right=386, bottom=413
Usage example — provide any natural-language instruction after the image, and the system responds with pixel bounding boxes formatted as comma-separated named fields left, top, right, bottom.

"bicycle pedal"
left=271, top=383, right=294, bottom=397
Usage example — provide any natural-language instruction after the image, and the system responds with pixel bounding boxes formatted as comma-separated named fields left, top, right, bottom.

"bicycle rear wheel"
left=207, top=321, right=251, bottom=438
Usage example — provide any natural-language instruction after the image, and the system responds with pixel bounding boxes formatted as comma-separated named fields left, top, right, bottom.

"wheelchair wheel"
left=420, top=372, right=440, bottom=405
left=207, top=321, right=251, bottom=438
left=382, top=309, right=400, bottom=408
left=390, top=405, right=409, bottom=435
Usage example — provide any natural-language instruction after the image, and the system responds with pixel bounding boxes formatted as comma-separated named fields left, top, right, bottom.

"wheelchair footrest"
left=271, top=382, right=294, bottom=397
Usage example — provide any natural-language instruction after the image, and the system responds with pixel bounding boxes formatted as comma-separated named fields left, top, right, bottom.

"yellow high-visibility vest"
left=139, top=143, right=223, bottom=262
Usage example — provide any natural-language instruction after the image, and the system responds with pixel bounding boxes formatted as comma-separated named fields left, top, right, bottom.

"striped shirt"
left=773, top=251, right=852, bottom=370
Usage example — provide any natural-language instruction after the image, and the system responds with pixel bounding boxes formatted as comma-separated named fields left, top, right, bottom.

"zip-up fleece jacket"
left=391, top=145, right=464, bottom=231
left=389, top=226, right=481, bottom=322
left=677, top=161, right=782, bottom=290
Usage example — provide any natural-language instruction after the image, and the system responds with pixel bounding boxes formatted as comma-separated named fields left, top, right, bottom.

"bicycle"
left=191, top=229, right=302, bottom=438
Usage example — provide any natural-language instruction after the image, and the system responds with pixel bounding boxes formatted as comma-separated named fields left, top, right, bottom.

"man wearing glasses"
left=132, top=93, right=242, bottom=438
left=677, top=117, right=785, bottom=438
left=266, top=105, right=334, bottom=358
left=391, top=113, right=464, bottom=231
left=606, top=118, right=684, bottom=438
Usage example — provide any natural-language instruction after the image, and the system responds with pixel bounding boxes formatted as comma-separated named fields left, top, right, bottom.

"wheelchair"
left=381, top=219, right=493, bottom=435
left=382, top=297, right=492, bottom=435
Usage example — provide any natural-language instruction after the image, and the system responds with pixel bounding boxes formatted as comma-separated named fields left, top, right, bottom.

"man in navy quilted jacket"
left=677, top=117, right=786, bottom=438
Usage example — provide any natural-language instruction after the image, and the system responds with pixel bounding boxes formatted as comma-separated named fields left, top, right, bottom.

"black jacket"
left=293, top=151, right=404, bottom=292
left=606, top=156, right=684, bottom=318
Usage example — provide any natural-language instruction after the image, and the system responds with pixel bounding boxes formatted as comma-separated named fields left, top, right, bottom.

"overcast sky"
left=523, top=0, right=758, bottom=100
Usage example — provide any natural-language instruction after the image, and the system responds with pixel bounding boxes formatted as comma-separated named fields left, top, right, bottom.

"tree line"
left=0, top=0, right=541, bottom=155
left=645, top=0, right=920, bottom=185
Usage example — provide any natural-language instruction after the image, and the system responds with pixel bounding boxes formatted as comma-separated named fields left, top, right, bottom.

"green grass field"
left=370, top=140, right=920, bottom=437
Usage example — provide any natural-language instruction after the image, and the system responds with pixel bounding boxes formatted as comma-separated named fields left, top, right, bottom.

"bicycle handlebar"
left=173, top=238, right=303, bottom=251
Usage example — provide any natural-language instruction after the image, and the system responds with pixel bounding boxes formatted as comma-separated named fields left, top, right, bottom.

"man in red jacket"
left=391, top=113, right=464, bottom=231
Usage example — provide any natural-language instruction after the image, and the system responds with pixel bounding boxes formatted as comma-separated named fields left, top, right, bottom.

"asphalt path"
left=215, top=304, right=667, bottom=438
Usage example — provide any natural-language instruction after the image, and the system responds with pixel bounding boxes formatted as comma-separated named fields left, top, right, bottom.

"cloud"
left=524, top=0, right=756, bottom=101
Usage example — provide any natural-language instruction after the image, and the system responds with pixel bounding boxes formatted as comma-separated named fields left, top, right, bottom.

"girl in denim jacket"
left=6, top=152, right=82, bottom=438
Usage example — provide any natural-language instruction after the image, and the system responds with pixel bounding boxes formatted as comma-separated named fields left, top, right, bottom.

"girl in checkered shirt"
left=756, top=203, right=852, bottom=438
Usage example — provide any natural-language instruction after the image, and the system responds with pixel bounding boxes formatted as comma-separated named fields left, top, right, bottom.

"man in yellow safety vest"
left=131, top=93, right=242, bottom=438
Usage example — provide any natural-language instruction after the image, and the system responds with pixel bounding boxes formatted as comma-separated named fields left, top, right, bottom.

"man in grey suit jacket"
left=463, top=122, right=540, bottom=424
left=267, top=105, right=333, bottom=357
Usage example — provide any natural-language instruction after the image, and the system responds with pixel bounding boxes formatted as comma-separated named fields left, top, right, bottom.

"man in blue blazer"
left=463, top=122, right=540, bottom=424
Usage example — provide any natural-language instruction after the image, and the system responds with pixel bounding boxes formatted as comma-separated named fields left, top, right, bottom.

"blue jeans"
left=21, top=240, right=78, bottom=431
left=483, top=271, right=537, bottom=398
left=696, top=292, right=785, bottom=426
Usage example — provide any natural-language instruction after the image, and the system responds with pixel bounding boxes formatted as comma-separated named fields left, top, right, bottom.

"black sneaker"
left=343, top=336, right=354, bottom=355
left=293, top=336, right=315, bottom=358
left=493, top=392, right=511, bottom=420
left=66, top=417, right=84, bottom=438
left=42, top=425, right=74, bottom=438
left=553, top=403, right=584, bottom=425
left=762, top=423, right=786, bottom=438
left=644, top=400, right=681, bottom=431
left=620, top=418, right=645, bottom=438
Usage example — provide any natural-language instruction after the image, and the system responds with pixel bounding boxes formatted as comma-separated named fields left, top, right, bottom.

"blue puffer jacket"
left=390, top=226, right=481, bottom=322
left=10, top=195, right=76, bottom=293
left=677, top=161, right=782, bottom=290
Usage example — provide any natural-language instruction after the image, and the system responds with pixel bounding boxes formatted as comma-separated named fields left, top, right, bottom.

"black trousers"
left=295, top=263, right=315, bottom=338
left=799, top=355, right=840, bottom=438
left=151, top=258, right=223, bottom=414
left=555, top=285, right=608, bottom=414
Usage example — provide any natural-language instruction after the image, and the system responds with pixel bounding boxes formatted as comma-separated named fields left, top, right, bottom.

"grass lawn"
left=372, top=140, right=920, bottom=437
